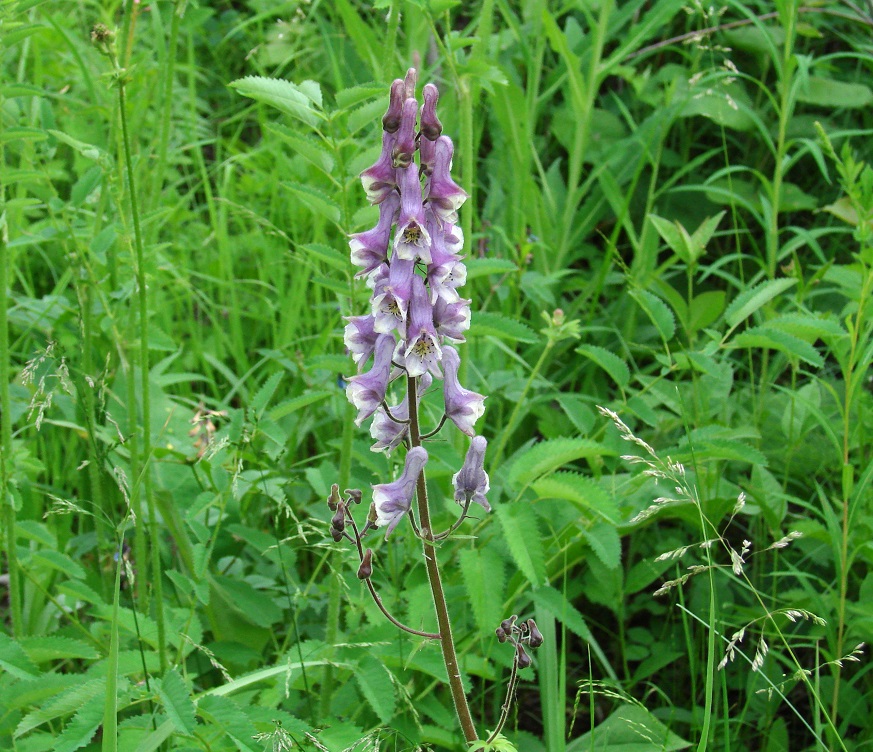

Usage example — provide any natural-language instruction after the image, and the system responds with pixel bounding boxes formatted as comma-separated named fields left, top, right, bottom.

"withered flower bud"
left=382, top=79, right=405, bottom=133
left=357, top=548, right=374, bottom=579
left=495, top=627, right=507, bottom=643
left=330, top=527, right=344, bottom=542
left=367, top=502, right=379, bottom=526
left=516, top=644, right=532, bottom=669
left=345, top=488, right=363, bottom=505
left=331, top=503, right=346, bottom=532
left=327, top=483, right=341, bottom=511
left=526, top=619, right=544, bottom=649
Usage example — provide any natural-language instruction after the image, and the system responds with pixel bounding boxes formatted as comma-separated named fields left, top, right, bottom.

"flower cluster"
left=341, top=69, right=488, bottom=536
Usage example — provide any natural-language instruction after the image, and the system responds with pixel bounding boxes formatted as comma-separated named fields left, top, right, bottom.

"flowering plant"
left=328, top=69, right=541, bottom=746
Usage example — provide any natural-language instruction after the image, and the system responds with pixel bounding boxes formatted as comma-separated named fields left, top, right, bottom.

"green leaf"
left=531, top=472, right=619, bottom=524
left=54, top=696, right=103, bottom=752
left=629, top=288, right=676, bottom=342
left=211, top=575, right=283, bottom=628
left=797, top=77, right=873, bottom=109
left=297, top=241, right=347, bottom=272
left=268, top=390, right=332, bottom=421
left=567, top=704, right=691, bottom=751
left=730, top=326, right=823, bottom=367
left=469, top=312, right=537, bottom=343
left=0, top=631, right=41, bottom=679
left=266, top=123, right=334, bottom=173
left=197, top=695, right=260, bottom=752
left=156, top=667, right=196, bottom=735
left=354, top=654, right=395, bottom=724
left=250, top=372, right=283, bottom=417
left=648, top=214, right=694, bottom=263
left=465, top=257, right=517, bottom=280
left=282, top=182, right=341, bottom=224
left=497, top=503, right=546, bottom=586
left=16, top=677, right=106, bottom=737
left=459, top=547, right=505, bottom=634
left=508, top=438, right=611, bottom=489
left=725, top=278, right=797, bottom=329
left=581, top=522, right=621, bottom=569
left=688, top=290, right=725, bottom=333
left=47, top=130, right=109, bottom=163
left=19, top=636, right=99, bottom=663
left=575, top=344, right=630, bottom=389
left=229, top=76, right=323, bottom=127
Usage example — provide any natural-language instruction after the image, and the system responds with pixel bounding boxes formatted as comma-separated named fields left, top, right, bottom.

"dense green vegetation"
left=2, top=0, right=873, bottom=749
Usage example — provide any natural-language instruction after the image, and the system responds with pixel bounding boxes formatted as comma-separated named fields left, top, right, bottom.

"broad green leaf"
left=531, top=472, right=619, bottom=524
left=730, top=326, right=823, bottom=367
left=347, top=97, right=388, bottom=136
left=575, top=344, right=630, bottom=389
left=688, top=290, right=726, bottom=333
left=282, top=182, right=341, bottom=224
left=797, top=77, right=873, bottom=108
left=555, top=395, right=595, bottom=435
left=211, top=575, right=283, bottom=628
left=32, top=552, right=86, bottom=581
left=15, top=519, right=56, bottom=547
left=508, top=438, right=610, bottom=489
left=268, top=390, right=332, bottom=421
left=629, top=288, right=676, bottom=341
left=156, top=668, right=196, bottom=735
left=469, top=312, right=537, bottom=344
left=725, top=278, right=797, bottom=329
left=459, top=547, right=505, bottom=634
left=54, top=696, right=103, bottom=752
left=765, top=313, right=846, bottom=342
left=354, top=654, right=395, bottom=724
left=229, top=76, right=323, bottom=127
left=497, top=503, right=546, bottom=586
left=648, top=214, right=694, bottom=263
left=335, top=84, right=384, bottom=110
left=581, top=522, right=621, bottom=569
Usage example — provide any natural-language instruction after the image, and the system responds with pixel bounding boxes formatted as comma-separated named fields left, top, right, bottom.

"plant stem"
left=408, top=375, right=478, bottom=744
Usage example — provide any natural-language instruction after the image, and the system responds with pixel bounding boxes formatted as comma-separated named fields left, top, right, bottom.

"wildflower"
left=404, top=276, right=442, bottom=377
left=393, top=163, right=432, bottom=263
left=392, top=97, right=419, bottom=168
left=346, top=334, right=396, bottom=425
left=373, top=446, right=428, bottom=537
left=360, top=130, right=398, bottom=205
left=370, top=374, right=432, bottom=453
left=371, top=257, right=415, bottom=333
left=442, top=346, right=485, bottom=436
left=453, top=435, right=491, bottom=511
left=433, top=296, right=471, bottom=343
left=426, top=136, right=467, bottom=223
left=418, top=83, right=442, bottom=169
left=344, top=314, right=379, bottom=370
left=349, top=192, right=399, bottom=277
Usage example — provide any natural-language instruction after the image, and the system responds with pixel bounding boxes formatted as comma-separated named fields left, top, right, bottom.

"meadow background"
left=2, top=0, right=873, bottom=750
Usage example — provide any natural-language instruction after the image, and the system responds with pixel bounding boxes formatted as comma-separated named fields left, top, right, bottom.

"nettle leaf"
left=250, top=372, right=283, bottom=417
left=575, top=345, right=630, bottom=389
left=497, top=503, right=546, bottom=586
left=556, top=394, right=595, bottom=435
left=16, top=677, right=106, bottom=737
left=508, top=438, right=611, bottom=489
left=229, top=76, right=324, bottom=127
left=354, top=654, right=396, bottom=724
left=198, top=695, right=260, bottom=752
left=730, top=326, right=823, bottom=367
left=53, top=696, right=102, bottom=752
left=629, top=288, right=676, bottom=342
left=533, top=586, right=596, bottom=644
left=531, top=472, right=619, bottom=524
left=156, top=667, right=196, bottom=735
left=725, top=278, right=797, bottom=329
left=581, top=522, right=621, bottom=569
left=459, top=547, right=506, bottom=634
left=569, top=704, right=691, bottom=751
left=211, top=575, right=283, bottom=628
left=469, top=312, right=537, bottom=343
left=0, top=631, right=41, bottom=679
left=19, top=636, right=99, bottom=663
left=31, top=549, right=86, bottom=579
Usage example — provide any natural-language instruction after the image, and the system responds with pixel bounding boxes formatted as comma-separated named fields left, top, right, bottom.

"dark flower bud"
left=526, top=619, right=544, bottom=649
left=331, top=503, right=346, bottom=532
left=330, top=527, right=344, bottom=542
left=367, top=502, right=379, bottom=526
left=345, top=488, right=363, bottom=505
left=327, top=483, right=341, bottom=511
left=382, top=79, right=405, bottom=133
left=419, top=84, right=442, bottom=142
left=495, top=627, right=507, bottom=643
left=516, top=644, right=532, bottom=669
left=357, top=548, right=373, bottom=580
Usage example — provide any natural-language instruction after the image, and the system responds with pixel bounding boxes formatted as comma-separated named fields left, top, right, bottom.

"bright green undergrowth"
left=1, top=0, right=873, bottom=750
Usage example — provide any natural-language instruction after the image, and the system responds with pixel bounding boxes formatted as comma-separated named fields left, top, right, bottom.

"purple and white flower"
left=349, top=192, right=399, bottom=277
left=393, top=164, right=432, bottom=263
left=346, top=334, right=397, bottom=425
left=360, top=130, right=398, bottom=205
left=426, top=136, right=467, bottom=223
left=370, top=373, right=432, bottom=453
left=371, top=257, right=415, bottom=334
left=373, top=446, right=428, bottom=536
left=433, top=296, right=471, bottom=343
left=453, top=435, right=491, bottom=511
left=344, top=314, right=379, bottom=370
left=442, top=346, right=485, bottom=436
left=404, top=275, right=442, bottom=377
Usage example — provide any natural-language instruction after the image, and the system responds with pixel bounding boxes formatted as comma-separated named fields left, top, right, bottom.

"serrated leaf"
left=469, top=312, right=537, bottom=343
left=335, top=84, right=384, bottom=110
left=19, top=636, right=99, bottom=663
left=725, top=278, right=797, bottom=329
left=459, top=547, right=505, bottom=634
left=283, top=182, right=341, bottom=224
left=198, top=695, right=260, bottom=752
left=648, top=214, right=694, bottom=263
left=765, top=313, right=847, bottom=342
left=30, top=549, right=86, bottom=579
left=354, top=654, right=395, bottom=724
left=266, top=123, right=334, bottom=173
left=211, top=575, right=283, bottom=628
left=531, top=472, right=619, bottom=524
left=575, top=344, right=630, bottom=389
left=16, top=677, right=106, bottom=737
left=465, top=257, right=517, bottom=280
left=347, top=97, right=389, bottom=136
left=297, top=241, right=347, bottom=272
left=508, top=438, right=610, bottom=489
left=54, top=696, right=103, bottom=752
left=0, top=632, right=41, bottom=679
left=497, top=504, right=545, bottom=586
left=250, top=372, right=282, bottom=416
left=629, top=288, right=676, bottom=341
left=581, top=522, right=621, bottom=569
left=533, top=586, right=596, bottom=643
left=229, top=76, right=323, bottom=127
left=15, top=519, right=56, bottom=547
left=730, top=326, right=823, bottom=367
left=156, top=667, right=196, bottom=735
left=268, top=390, right=332, bottom=421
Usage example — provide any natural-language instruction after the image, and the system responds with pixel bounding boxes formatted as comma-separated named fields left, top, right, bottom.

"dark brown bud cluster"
left=495, top=615, right=543, bottom=670
left=327, top=486, right=364, bottom=542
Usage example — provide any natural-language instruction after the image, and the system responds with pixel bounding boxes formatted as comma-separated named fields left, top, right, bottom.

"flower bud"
left=382, top=79, right=406, bottom=133
left=367, top=502, right=379, bottom=526
left=420, top=84, right=443, bottom=142
left=495, top=627, right=507, bottom=643
left=500, top=615, right=517, bottom=633
left=327, top=483, right=341, bottom=511
left=346, top=488, right=363, bottom=505
left=330, top=527, right=344, bottom=543
left=331, top=503, right=346, bottom=533
left=357, top=548, right=373, bottom=579
left=526, top=619, right=544, bottom=649
left=516, top=644, right=532, bottom=669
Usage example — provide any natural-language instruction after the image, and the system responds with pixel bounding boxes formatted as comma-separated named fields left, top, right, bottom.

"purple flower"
left=374, top=446, right=428, bottom=536
left=360, top=130, right=398, bottom=205
left=344, top=314, right=379, bottom=370
left=453, top=435, right=491, bottom=511
left=349, top=192, right=399, bottom=277
left=426, top=136, right=467, bottom=223
left=381, top=78, right=406, bottom=133
left=404, top=275, right=442, bottom=378
left=419, top=84, right=442, bottom=171
left=370, top=373, right=432, bottom=453
left=392, top=98, right=419, bottom=169
left=442, top=346, right=485, bottom=436
left=346, top=334, right=397, bottom=425
left=393, top=164, right=432, bottom=263
left=372, top=257, right=415, bottom=334
left=433, top=296, right=471, bottom=343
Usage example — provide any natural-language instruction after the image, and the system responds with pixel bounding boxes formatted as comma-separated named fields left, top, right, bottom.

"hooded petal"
left=403, top=275, right=442, bottom=378
left=426, top=136, right=467, bottom=223
left=373, top=446, right=428, bottom=536
left=349, top=192, right=399, bottom=277
left=433, top=297, right=471, bottom=343
left=372, top=258, right=415, bottom=334
left=360, top=131, right=398, bottom=205
left=393, top=164, right=432, bottom=263
left=345, top=334, right=397, bottom=425
left=452, top=435, right=491, bottom=511
left=442, top=346, right=485, bottom=436
left=344, top=314, right=379, bottom=370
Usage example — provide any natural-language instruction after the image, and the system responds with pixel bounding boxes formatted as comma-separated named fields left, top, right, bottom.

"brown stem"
left=408, top=375, right=479, bottom=743
left=487, top=648, right=520, bottom=744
